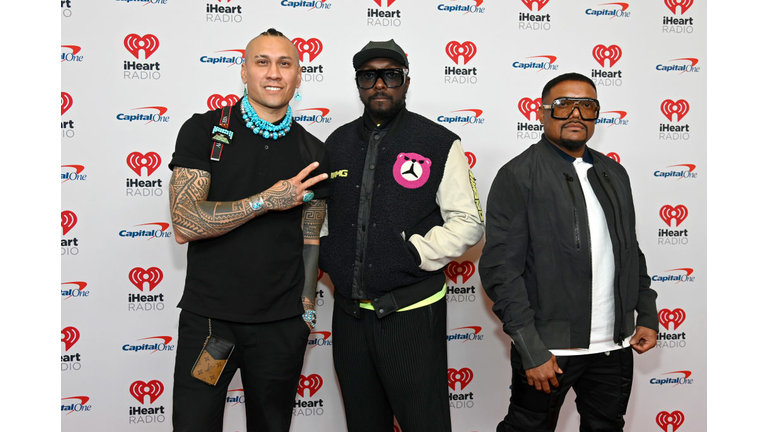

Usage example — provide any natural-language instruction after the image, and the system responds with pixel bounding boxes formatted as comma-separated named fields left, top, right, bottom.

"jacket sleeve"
left=479, top=166, right=552, bottom=370
left=408, top=139, right=485, bottom=271
left=635, top=246, right=659, bottom=332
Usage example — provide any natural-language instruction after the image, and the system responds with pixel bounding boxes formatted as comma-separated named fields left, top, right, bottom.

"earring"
left=294, top=90, right=302, bottom=101
left=243, top=85, right=248, bottom=97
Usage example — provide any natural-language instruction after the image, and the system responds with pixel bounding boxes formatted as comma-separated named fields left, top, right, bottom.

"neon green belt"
left=359, top=285, right=446, bottom=312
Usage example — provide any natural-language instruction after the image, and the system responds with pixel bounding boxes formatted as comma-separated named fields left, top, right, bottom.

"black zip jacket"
left=479, top=138, right=658, bottom=370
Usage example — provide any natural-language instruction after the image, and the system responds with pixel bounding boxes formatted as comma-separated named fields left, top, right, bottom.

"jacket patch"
left=393, top=152, right=431, bottom=189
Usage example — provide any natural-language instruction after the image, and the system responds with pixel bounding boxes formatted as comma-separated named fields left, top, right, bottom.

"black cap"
left=352, top=39, right=408, bottom=70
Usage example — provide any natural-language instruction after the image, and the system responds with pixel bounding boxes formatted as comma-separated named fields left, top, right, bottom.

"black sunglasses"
left=355, top=68, right=409, bottom=89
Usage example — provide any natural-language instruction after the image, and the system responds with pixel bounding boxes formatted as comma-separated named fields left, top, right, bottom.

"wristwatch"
left=249, top=194, right=264, bottom=211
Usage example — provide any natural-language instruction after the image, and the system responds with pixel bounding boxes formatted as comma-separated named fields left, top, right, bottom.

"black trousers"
left=172, top=310, right=310, bottom=432
left=498, top=347, right=634, bottom=432
left=332, top=297, right=452, bottom=432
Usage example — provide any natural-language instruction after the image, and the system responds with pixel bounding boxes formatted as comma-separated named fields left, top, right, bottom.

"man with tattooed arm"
left=167, top=28, right=329, bottom=432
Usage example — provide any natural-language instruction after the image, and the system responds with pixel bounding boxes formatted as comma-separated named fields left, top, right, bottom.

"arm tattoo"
left=302, top=199, right=326, bottom=244
left=262, top=180, right=300, bottom=210
left=169, top=167, right=255, bottom=242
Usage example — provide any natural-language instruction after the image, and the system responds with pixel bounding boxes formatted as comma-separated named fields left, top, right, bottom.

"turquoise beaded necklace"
left=241, top=98, right=292, bottom=140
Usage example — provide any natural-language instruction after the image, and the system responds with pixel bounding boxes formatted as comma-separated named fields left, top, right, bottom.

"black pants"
left=332, top=297, right=452, bottom=432
left=498, top=347, right=634, bottom=432
left=172, top=310, right=310, bottom=432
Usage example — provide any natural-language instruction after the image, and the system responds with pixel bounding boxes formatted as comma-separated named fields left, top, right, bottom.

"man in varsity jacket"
left=319, top=39, right=485, bottom=432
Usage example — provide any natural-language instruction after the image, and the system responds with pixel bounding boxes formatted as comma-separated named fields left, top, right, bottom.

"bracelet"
left=249, top=194, right=264, bottom=211
left=302, top=310, right=317, bottom=329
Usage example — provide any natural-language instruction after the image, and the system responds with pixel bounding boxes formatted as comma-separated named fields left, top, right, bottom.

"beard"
left=558, top=121, right=589, bottom=151
left=361, top=90, right=407, bottom=122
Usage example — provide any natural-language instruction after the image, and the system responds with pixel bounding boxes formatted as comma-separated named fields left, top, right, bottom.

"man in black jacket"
left=319, top=39, right=484, bottom=432
left=479, top=72, right=658, bottom=432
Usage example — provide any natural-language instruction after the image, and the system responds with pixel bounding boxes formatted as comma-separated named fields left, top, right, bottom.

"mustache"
left=368, top=92, right=392, bottom=102
left=561, top=120, right=587, bottom=130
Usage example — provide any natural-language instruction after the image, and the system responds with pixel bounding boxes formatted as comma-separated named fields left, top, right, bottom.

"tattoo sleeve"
left=301, top=200, right=326, bottom=311
left=169, top=167, right=263, bottom=243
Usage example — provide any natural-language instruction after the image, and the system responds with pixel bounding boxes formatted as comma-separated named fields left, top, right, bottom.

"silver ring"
left=302, top=191, right=314, bottom=202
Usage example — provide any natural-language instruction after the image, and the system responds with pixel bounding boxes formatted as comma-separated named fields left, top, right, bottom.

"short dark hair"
left=260, top=28, right=286, bottom=38
left=542, top=73, right=597, bottom=101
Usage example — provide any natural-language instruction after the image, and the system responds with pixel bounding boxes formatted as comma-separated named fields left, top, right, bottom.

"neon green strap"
left=359, top=285, right=446, bottom=312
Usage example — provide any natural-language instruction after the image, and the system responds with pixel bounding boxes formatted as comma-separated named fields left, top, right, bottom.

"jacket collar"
left=541, top=135, right=595, bottom=164
left=356, top=105, right=409, bottom=141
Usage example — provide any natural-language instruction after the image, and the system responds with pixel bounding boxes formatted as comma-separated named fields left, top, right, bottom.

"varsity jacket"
left=479, top=138, right=659, bottom=370
left=319, top=107, right=484, bottom=317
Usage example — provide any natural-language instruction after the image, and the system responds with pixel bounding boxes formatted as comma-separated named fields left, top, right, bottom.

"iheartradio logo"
left=656, top=410, right=685, bottom=431
left=665, top=0, right=693, bottom=15
left=447, top=368, right=473, bottom=391
left=659, top=205, right=688, bottom=227
left=518, top=97, right=542, bottom=121
left=297, top=374, right=323, bottom=397
left=593, top=44, right=622, bottom=68
left=660, top=99, right=690, bottom=122
left=61, top=210, right=78, bottom=236
left=62, top=326, right=80, bottom=351
left=129, top=267, right=163, bottom=291
left=521, top=0, right=548, bottom=11
left=605, top=152, right=620, bottom=163
left=208, top=94, right=239, bottom=110
left=124, top=34, right=160, bottom=59
left=659, top=308, right=686, bottom=331
left=127, top=152, right=162, bottom=176
left=292, top=38, right=323, bottom=62
left=445, top=261, right=476, bottom=284
left=465, top=152, right=477, bottom=168
left=130, top=380, right=164, bottom=404
left=446, top=41, right=477, bottom=65
left=61, top=92, right=73, bottom=115
left=374, top=0, right=396, bottom=6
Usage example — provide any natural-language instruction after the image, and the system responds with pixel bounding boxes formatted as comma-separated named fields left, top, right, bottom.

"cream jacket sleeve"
left=408, top=139, right=485, bottom=271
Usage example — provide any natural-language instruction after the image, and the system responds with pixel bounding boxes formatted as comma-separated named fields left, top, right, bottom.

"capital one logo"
left=129, top=267, right=164, bottom=291
left=61, top=396, right=91, bottom=415
left=656, top=410, right=685, bottom=431
left=445, top=261, right=476, bottom=284
left=62, top=326, right=80, bottom=351
left=446, top=41, right=477, bottom=65
left=659, top=308, right=686, bottom=331
left=292, top=38, right=323, bottom=62
left=61, top=210, right=78, bottom=236
left=665, top=0, right=693, bottom=14
left=521, top=0, right=548, bottom=11
left=447, top=367, right=473, bottom=391
left=297, top=374, right=323, bottom=397
left=130, top=380, right=164, bottom=404
left=465, top=152, right=476, bottom=168
left=295, top=108, right=331, bottom=125
left=62, top=92, right=73, bottom=115
left=593, top=44, right=622, bottom=68
left=124, top=34, right=160, bottom=60
left=660, top=99, right=690, bottom=122
left=374, top=0, right=396, bottom=6
left=127, top=152, right=161, bottom=176
left=518, top=97, right=542, bottom=121
left=208, top=94, right=239, bottom=110
left=659, top=205, right=688, bottom=227
left=61, top=165, right=85, bottom=183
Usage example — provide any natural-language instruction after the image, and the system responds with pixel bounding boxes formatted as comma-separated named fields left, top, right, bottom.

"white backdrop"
left=61, top=1, right=706, bottom=431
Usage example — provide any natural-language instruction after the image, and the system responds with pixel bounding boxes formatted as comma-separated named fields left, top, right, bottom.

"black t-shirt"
left=169, top=99, right=330, bottom=323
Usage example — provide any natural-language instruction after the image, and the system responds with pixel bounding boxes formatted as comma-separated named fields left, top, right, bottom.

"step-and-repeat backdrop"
left=61, top=1, right=706, bottom=430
